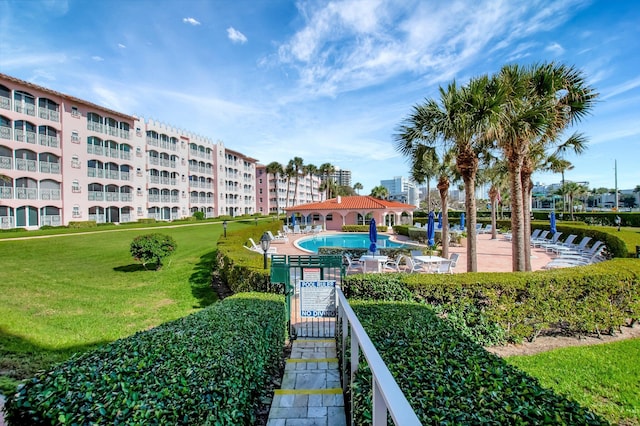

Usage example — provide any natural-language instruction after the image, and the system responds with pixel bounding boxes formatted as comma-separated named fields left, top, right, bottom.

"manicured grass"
left=0, top=221, right=251, bottom=394
left=506, top=338, right=640, bottom=425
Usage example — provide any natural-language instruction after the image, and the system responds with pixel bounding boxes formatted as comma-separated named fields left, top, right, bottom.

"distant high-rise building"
left=330, top=167, right=352, bottom=187
left=255, top=164, right=322, bottom=214
left=380, top=176, right=419, bottom=207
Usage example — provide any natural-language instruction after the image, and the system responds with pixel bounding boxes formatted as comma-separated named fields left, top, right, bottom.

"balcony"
left=119, top=129, right=130, bottom=140
left=146, top=137, right=159, bottom=147
left=148, top=194, right=160, bottom=202
left=39, top=134, right=60, bottom=148
left=40, top=215, right=61, bottom=226
left=106, top=126, right=119, bottom=137
left=0, top=96, right=10, bottom=110
left=121, top=214, right=132, bottom=222
left=149, top=157, right=160, bottom=166
left=15, top=129, right=37, bottom=144
left=0, top=156, right=11, bottom=170
left=121, top=193, right=133, bottom=202
left=0, top=126, right=11, bottom=140
left=87, top=122, right=103, bottom=132
left=120, top=172, right=130, bottom=181
left=106, top=170, right=119, bottom=180
left=39, top=189, right=61, bottom=200
left=15, top=158, right=37, bottom=172
left=105, top=192, right=119, bottom=202
left=87, top=168, right=105, bottom=178
left=120, top=151, right=131, bottom=160
left=39, top=161, right=61, bottom=174
left=38, top=108, right=60, bottom=122
left=1, top=217, right=14, bottom=229
left=88, top=214, right=105, bottom=223
left=15, top=103, right=36, bottom=116
left=15, top=188, right=38, bottom=199
left=0, top=187, right=12, bottom=199
left=88, top=191, right=105, bottom=201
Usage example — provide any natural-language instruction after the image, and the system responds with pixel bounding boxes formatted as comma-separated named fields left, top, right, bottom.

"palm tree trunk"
left=438, top=176, right=450, bottom=258
left=463, top=175, right=478, bottom=272
left=509, top=162, right=526, bottom=272
left=521, top=175, right=533, bottom=271
left=489, top=185, right=498, bottom=240
left=273, top=173, right=280, bottom=219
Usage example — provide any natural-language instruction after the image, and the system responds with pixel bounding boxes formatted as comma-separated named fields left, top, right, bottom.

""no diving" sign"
left=299, top=280, right=336, bottom=317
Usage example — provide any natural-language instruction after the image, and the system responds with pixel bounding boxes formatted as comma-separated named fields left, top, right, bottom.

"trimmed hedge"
left=343, top=259, right=640, bottom=343
left=4, top=293, right=286, bottom=425
left=341, top=225, right=388, bottom=232
left=215, top=222, right=283, bottom=294
left=349, top=301, right=607, bottom=425
left=68, top=221, right=97, bottom=229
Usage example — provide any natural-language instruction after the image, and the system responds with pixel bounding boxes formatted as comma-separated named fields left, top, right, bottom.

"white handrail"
left=336, top=288, right=421, bottom=426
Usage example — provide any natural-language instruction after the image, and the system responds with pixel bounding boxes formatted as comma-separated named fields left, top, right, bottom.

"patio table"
left=359, top=255, right=389, bottom=273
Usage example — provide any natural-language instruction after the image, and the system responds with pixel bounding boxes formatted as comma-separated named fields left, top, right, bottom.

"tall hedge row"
left=343, top=259, right=640, bottom=343
left=348, top=301, right=607, bottom=425
left=4, top=293, right=286, bottom=425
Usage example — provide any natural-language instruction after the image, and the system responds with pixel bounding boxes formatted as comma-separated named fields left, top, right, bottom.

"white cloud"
left=545, top=42, right=565, bottom=55
left=118, top=43, right=126, bottom=49
left=183, top=17, right=201, bottom=26
left=601, top=76, right=640, bottom=100
left=227, top=27, right=248, bottom=44
left=92, top=56, right=104, bottom=62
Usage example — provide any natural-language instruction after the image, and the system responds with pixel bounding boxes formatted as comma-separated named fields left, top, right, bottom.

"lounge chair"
left=546, top=234, right=577, bottom=253
left=530, top=230, right=549, bottom=247
left=293, top=225, right=302, bottom=234
left=536, top=232, right=563, bottom=250
left=246, top=237, right=278, bottom=255
left=479, top=224, right=493, bottom=234
left=266, top=230, right=288, bottom=244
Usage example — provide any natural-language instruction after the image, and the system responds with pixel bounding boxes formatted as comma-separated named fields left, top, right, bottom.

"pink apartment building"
left=255, top=164, right=323, bottom=216
left=0, top=73, right=256, bottom=229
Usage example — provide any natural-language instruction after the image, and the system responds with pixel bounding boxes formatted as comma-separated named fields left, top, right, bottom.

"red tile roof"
left=284, top=196, right=416, bottom=212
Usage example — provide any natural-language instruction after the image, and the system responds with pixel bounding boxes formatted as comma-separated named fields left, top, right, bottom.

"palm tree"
left=480, top=154, right=509, bottom=241
left=283, top=161, right=296, bottom=208
left=265, top=162, right=283, bottom=218
left=495, top=63, right=597, bottom=271
left=318, top=163, right=335, bottom=199
left=290, top=157, right=304, bottom=206
left=370, top=185, right=389, bottom=200
left=557, top=182, right=588, bottom=221
left=353, top=182, right=363, bottom=194
left=409, top=145, right=440, bottom=213
left=395, top=75, right=502, bottom=272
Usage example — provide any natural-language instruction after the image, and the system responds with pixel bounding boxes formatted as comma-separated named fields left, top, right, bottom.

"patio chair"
left=547, top=234, right=577, bottom=253
left=530, top=229, right=542, bottom=240
left=383, top=254, right=405, bottom=272
left=479, top=224, right=493, bottom=234
left=449, top=253, right=459, bottom=269
left=565, top=236, right=592, bottom=253
left=405, top=256, right=430, bottom=273
left=433, top=260, right=453, bottom=274
left=344, top=254, right=363, bottom=274
left=530, top=230, right=549, bottom=247
left=293, top=225, right=302, bottom=234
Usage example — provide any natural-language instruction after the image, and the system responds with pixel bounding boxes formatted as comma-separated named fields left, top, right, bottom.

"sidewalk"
left=267, top=338, right=346, bottom=426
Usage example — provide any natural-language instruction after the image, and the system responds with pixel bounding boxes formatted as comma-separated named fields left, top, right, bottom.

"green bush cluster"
left=68, top=220, right=97, bottom=229
left=348, top=301, right=606, bottom=425
left=4, top=293, right=286, bottom=425
left=343, top=259, right=640, bottom=343
left=130, top=233, right=177, bottom=270
left=214, top=222, right=284, bottom=294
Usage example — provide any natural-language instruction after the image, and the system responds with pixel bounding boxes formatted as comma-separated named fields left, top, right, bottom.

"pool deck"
left=270, top=230, right=555, bottom=273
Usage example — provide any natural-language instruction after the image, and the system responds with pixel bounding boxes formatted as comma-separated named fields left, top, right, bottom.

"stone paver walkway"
left=267, top=338, right=346, bottom=426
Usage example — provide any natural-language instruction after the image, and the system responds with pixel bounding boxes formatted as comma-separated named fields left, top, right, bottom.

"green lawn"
left=506, top=338, right=640, bottom=425
left=0, top=221, right=246, bottom=394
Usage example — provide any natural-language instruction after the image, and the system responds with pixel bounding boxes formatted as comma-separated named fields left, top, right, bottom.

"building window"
left=71, top=107, right=80, bottom=118
left=72, top=205, right=81, bottom=217
left=71, top=131, right=80, bottom=143
left=71, top=180, right=81, bottom=193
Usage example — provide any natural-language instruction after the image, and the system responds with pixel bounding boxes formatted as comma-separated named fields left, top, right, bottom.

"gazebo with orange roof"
left=284, top=195, right=416, bottom=231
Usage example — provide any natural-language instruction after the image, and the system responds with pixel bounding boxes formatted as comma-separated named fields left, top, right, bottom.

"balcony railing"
left=39, top=134, right=60, bottom=148
left=15, top=103, right=36, bottom=116
left=40, top=215, right=62, bottom=226
left=88, top=214, right=105, bottom=223
left=121, top=193, right=133, bottom=202
left=120, top=172, right=130, bottom=181
left=87, top=122, right=103, bottom=132
left=88, top=191, right=104, bottom=201
left=121, top=214, right=132, bottom=222
left=15, top=158, right=37, bottom=172
left=14, top=129, right=37, bottom=144
left=0, top=126, right=11, bottom=140
left=0, top=96, right=10, bottom=110
left=39, top=162, right=61, bottom=174
left=120, top=151, right=131, bottom=160
left=38, top=108, right=60, bottom=122
left=15, top=188, right=38, bottom=199
left=0, top=187, right=12, bottom=199
left=119, top=129, right=130, bottom=140
left=105, top=192, right=119, bottom=201
left=0, top=217, right=14, bottom=229
left=88, top=168, right=105, bottom=178
left=148, top=194, right=160, bottom=202
left=39, top=189, right=61, bottom=200
left=0, top=156, right=11, bottom=170
left=146, top=137, right=159, bottom=147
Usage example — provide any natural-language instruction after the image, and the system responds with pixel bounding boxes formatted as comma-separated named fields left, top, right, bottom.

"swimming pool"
left=296, top=233, right=408, bottom=253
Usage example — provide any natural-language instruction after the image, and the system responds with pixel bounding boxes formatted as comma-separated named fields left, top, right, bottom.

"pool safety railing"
left=337, top=287, right=421, bottom=426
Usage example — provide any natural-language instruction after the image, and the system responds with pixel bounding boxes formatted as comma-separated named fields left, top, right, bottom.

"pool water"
left=296, top=233, right=407, bottom=253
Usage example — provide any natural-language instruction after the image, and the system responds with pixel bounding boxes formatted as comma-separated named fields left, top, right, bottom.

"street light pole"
left=260, top=232, right=272, bottom=269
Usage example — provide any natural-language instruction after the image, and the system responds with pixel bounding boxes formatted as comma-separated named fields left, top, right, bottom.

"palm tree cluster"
left=264, top=159, right=365, bottom=217
left=395, top=62, right=597, bottom=272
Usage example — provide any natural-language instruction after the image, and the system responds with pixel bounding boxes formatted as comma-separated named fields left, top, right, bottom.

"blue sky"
left=1, top=0, right=639, bottom=194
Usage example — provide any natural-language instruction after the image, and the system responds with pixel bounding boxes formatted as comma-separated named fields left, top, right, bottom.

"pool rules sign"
left=299, top=279, right=336, bottom=318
